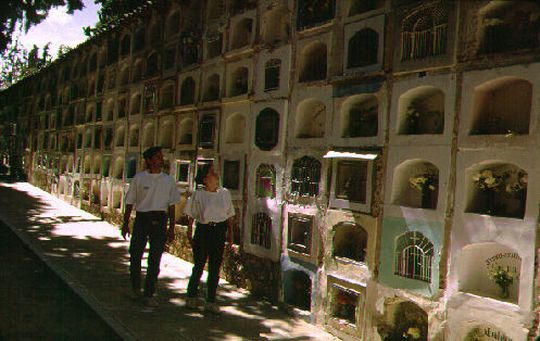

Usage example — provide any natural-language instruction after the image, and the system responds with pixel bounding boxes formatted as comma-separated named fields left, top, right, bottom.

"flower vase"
left=499, top=283, right=510, bottom=299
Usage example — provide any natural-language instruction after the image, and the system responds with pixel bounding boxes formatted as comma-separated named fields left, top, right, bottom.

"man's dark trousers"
left=129, top=211, right=167, bottom=297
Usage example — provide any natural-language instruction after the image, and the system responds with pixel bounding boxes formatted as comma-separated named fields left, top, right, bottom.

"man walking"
left=122, top=146, right=180, bottom=307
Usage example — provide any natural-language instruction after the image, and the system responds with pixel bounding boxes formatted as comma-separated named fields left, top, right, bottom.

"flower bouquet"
left=489, top=266, right=513, bottom=298
left=472, top=169, right=502, bottom=191
left=409, top=173, right=437, bottom=191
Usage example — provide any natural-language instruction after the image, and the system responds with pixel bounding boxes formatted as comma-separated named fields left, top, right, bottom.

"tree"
left=84, top=0, right=149, bottom=37
left=83, top=0, right=192, bottom=37
left=0, top=0, right=84, bottom=54
left=0, top=39, right=52, bottom=90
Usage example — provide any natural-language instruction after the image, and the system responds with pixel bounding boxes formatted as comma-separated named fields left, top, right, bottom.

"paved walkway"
left=0, top=182, right=338, bottom=341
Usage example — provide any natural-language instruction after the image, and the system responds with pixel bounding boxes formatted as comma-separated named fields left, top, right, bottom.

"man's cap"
left=143, top=146, right=162, bottom=160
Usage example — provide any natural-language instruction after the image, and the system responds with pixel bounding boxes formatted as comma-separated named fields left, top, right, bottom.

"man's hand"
left=121, top=222, right=130, bottom=240
left=226, top=225, right=233, bottom=248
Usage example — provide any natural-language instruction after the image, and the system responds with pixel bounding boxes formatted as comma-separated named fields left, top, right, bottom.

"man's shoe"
left=185, top=297, right=199, bottom=309
left=204, top=301, right=220, bottom=314
left=143, top=296, right=159, bottom=308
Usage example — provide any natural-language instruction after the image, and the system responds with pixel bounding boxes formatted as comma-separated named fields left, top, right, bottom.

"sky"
left=18, top=0, right=101, bottom=58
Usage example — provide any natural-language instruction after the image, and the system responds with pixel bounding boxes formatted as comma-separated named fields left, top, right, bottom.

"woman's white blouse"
left=184, top=188, right=235, bottom=224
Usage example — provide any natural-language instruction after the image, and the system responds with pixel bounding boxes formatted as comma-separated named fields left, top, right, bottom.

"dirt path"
left=0, top=221, right=121, bottom=340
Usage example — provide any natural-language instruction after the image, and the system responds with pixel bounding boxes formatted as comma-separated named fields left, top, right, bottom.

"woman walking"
left=184, top=163, right=235, bottom=313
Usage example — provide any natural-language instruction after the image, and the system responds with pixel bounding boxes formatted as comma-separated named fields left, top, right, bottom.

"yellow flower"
left=404, top=327, right=421, bottom=339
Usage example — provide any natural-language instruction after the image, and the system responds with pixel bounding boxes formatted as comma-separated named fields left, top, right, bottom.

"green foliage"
left=0, top=39, right=52, bottom=90
left=0, top=0, right=84, bottom=53
left=83, top=0, right=150, bottom=37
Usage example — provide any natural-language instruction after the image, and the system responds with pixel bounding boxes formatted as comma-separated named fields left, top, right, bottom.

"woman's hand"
left=187, top=226, right=193, bottom=246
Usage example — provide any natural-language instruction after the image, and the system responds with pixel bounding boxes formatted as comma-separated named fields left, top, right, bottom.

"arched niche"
left=332, top=222, right=368, bottom=263
left=85, top=104, right=95, bottom=123
left=113, top=157, right=124, bottom=179
left=60, top=157, right=68, bottom=174
left=130, top=93, right=141, bottom=115
left=112, top=190, right=122, bottom=208
left=180, top=77, right=196, bottom=105
left=470, top=77, right=531, bottom=135
left=159, top=120, right=174, bottom=148
left=83, top=155, right=91, bottom=174
left=67, top=156, right=74, bottom=173
left=148, top=22, right=161, bottom=46
left=88, top=51, right=98, bottom=72
left=133, top=27, right=145, bottom=53
left=397, top=86, right=444, bottom=135
left=102, top=156, right=111, bottom=177
left=465, top=162, right=527, bottom=219
left=142, top=123, right=155, bottom=149
left=160, top=83, right=175, bottom=109
left=129, top=124, right=139, bottom=147
left=84, top=129, right=92, bottom=148
left=165, top=10, right=181, bottom=39
left=146, top=51, right=159, bottom=77
left=82, top=180, right=91, bottom=201
left=299, top=42, right=327, bottom=82
left=126, top=156, right=137, bottom=179
left=347, top=28, right=378, bottom=68
left=132, top=59, right=143, bottom=82
left=341, top=94, right=378, bottom=138
left=92, top=155, right=101, bottom=174
left=228, top=67, right=248, bottom=97
left=283, top=270, right=311, bottom=311
left=458, top=243, right=521, bottom=303
left=115, top=125, right=125, bottom=147
left=101, top=185, right=109, bottom=206
left=117, top=96, right=127, bottom=119
left=295, top=99, right=326, bottom=138
left=178, top=118, right=193, bottom=145
left=120, top=34, right=131, bottom=57
left=118, top=65, right=129, bottom=86
left=478, top=1, right=540, bottom=55
left=261, top=5, right=289, bottom=45
left=91, top=182, right=100, bottom=204
left=203, top=74, right=220, bottom=101
left=231, top=18, right=253, bottom=50
left=392, top=160, right=439, bottom=209
left=73, top=180, right=80, bottom=198
left=255, top=108, right=279, bottom=151
left=105, top=98, right=115, bottom=121
left=225, top=113, right=245, bottom=144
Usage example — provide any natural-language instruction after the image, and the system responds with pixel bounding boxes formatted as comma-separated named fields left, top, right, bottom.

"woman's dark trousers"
left=129, top=211, right=167, bottom=298
left=187, top=222, right=226, bottom=302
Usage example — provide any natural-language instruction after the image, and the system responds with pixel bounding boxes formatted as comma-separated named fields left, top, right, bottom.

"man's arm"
left=226, top=217, right=234, bottom=246
left=122, top=204, right=134, bottom=239
left=167, top=204, right=176, bottom=243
